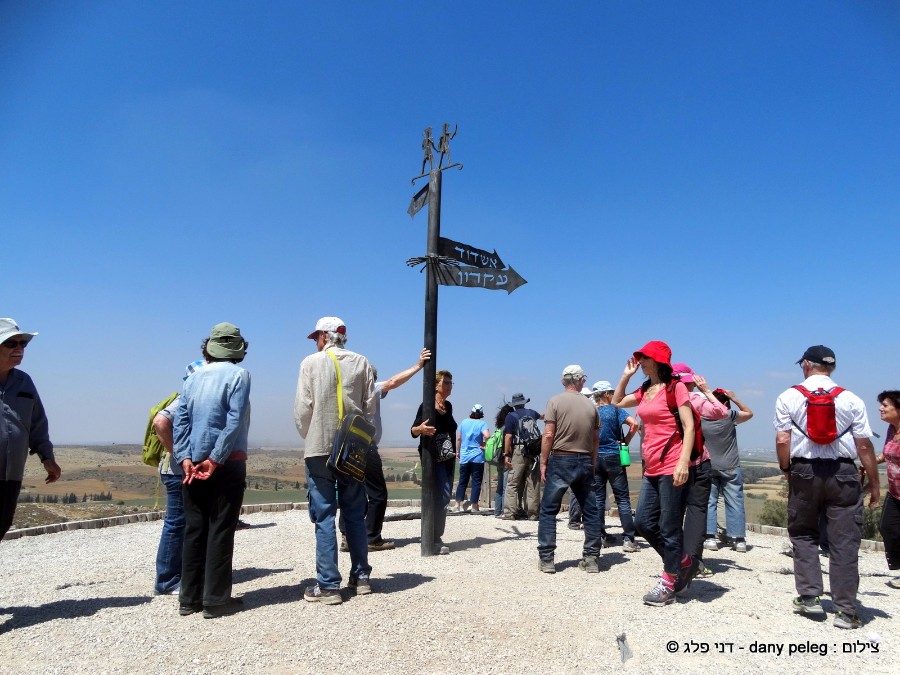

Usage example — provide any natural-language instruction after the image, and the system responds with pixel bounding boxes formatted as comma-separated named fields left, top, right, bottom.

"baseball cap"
left=471, top=403, right=484, bottom=414
left=308, top=316, right=346, bottom=340
left=797, top=345, right=836, bottom=367
left=671, top=363, right=696, bottom=383
left=633, top=340, right=672, bottom=366
left=563, top=364, right=586, bottom=380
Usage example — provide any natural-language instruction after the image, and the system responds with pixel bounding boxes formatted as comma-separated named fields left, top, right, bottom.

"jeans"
left=706, top=466, right=746, bottom=539
left=180, top=460, right=246, bottom=608
left=434, top=458, right=455, bottom=539
left=306, top=455, right=372, bottom=590
left=494, top=465, right=507, bottom=513
left=568, top=490, right=582, bottom=525
left=455, top=462, right=484, bottom=505
left=787, top=458, right=862, bottom=616
left=635, top=474, right=685, bottom=575
left=681, top=460, right=711, bottom=559
left=594, top=453, right=637, bottom=541
left=155, top=473, right=185, bottom=594
left=537, top=454, right=602, bottom=561
left=338, top=445, right=390, bottom=544
left=880, top=492, right=900, bottom=571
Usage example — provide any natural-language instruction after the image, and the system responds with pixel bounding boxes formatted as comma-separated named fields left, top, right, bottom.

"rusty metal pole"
left=420, top=167, right=442, bottom=556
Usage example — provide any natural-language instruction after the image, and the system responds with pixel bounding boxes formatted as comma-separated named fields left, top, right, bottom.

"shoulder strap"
left=792, top=384, right=812, bottom=399
left=325, top=349, right=344, bottom=421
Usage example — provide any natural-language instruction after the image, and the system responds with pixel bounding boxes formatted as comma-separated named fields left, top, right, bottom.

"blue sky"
left=3, top=1, right=899, bottom=451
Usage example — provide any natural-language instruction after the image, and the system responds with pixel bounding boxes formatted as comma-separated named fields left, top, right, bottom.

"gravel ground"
left=0, top=507, right=895, bottom=674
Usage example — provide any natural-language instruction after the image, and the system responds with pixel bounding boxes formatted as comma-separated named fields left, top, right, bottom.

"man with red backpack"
left=774, top=345, right=880, bottom=629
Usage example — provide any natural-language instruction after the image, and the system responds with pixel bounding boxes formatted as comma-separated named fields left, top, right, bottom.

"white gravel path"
left=0, top=507, right=895, bottom=674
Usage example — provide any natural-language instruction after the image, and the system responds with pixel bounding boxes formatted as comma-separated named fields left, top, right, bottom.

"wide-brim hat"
left=591, top=380, right=614, bottom=394
left=0, top=318, right=37, bottom=345
left=206, top=322, right=246, bottom=359
left=633, top=340, right=672, bottom=366
left=510, top=393, right=529, bottom=406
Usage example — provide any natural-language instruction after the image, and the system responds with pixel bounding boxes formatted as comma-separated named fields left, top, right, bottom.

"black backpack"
left=514, top=410, right=542, bottom=457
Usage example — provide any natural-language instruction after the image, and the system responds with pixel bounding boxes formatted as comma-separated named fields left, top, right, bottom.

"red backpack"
left=662, top=382, right=704, bottom=461
left=791, top=385, right=852, bottom=445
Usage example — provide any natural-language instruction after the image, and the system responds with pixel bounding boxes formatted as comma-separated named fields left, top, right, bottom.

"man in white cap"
left=0, top=318, right=61, bottom=542
left=537, top=365, right=602, bottom=574
left=295, top=316, right=376, bottom=604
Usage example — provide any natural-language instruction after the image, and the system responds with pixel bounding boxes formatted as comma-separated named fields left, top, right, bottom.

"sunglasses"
left=2, top=339, right=29, bottom=348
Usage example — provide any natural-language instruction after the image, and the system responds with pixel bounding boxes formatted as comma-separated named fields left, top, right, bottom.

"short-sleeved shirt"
left=634, top=382, right=690, bottom=477
left=598, top=405, right=629, bottom=455
left=504, top=408, right=542, bottom=447
left=458, top=418, right=488, bottom=464
left=773, top=374, right=871, bottom=460
left=701, top=410, right=740, bottom=471
left=883, top=426, right=900, bottom=500
left=544, top=390, right=599, bottom=455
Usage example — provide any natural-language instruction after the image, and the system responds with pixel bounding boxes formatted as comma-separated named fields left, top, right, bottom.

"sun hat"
left=671, top=363, right=696, bottom=383
left=0, top=318, right=37, bottom=345
left=510, top=393, right=530, bottom=407
left=797, top=345, right=836, bottom=367
left=633, top=340, right=672, bottom=366
left=307, top=316, right=346, bottom=340
left=591, top=380, right=614, bottom=395
left=562, top=364, right=586, bottom=380
left=580, top=387, right=593, bottom=397
left=206, top=322, right=247, bottom=360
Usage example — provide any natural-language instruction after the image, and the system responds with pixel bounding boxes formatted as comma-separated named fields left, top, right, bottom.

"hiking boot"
left=622, top=540, right=641, bottom=553
left=179, top=602, right=202, bottom=616
left=348, top=574, right=372, bottom=595
left=833, top=611, right=861, bottom=629
left=792, top=595, right=825, bottom=617
left=703, top=538, right=720, bottom=551
left=603, top=534, right=618, bottom=546
left=539, top=559, right=556, bottom=574
left=733, top=540, right=748, bottom=553
left=499, top=513, right=520, bottom=521
left=202, top=597, right=243, bottom=619
left=674, top=557, right=700, bottom=593
left=339, top=535, right=349, bottom=553
left=304, top=584, right=343, bottom=605
left=368, top=540, right=395, bottom=552
left=568, top=522, right=584, bottom=530
left=578, top=555, right=600, bottom=573
left=433, top=539, right=450, bottom=555
left=642, top=580, right=675, bottom=607
left=888, top=576, right=900, bottom=589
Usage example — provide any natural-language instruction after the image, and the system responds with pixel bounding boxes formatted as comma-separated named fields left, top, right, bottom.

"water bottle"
left=619, top=442, right=631, bottom=467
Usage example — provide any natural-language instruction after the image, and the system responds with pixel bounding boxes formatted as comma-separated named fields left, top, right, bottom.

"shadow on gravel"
left=377, top=572, right=435, bottom=594
left=238, top=582, right=307, bottom=608
left=704, top=557, right=754, bottom=574
left=0, top=596, right=151, bottom=632
left=236, top=522, right=277, bottom=530
left=681, top=580, right=728, bottom=603
left=233, top=567, right=293, bottom=584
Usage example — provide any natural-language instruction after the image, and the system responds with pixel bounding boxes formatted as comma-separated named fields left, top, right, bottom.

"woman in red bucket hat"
left=612, top=341, right=698, bottom=607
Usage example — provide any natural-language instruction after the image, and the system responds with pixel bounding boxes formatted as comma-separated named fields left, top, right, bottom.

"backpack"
left=790, top=385, right=852, bottom=445
left=663, top=382, right=704, bottom=461
left=484, top=428, right=505, bottom=465
left=513, top=410, right=543, bottom=457
left=142, top=392, right=179, bottom=467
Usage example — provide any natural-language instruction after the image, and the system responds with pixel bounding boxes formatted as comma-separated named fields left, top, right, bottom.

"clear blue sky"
left=4, top=1, right=899, bottom=451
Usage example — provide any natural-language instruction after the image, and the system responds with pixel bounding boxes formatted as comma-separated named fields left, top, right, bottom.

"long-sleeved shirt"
left=173, top=361, right=251, bottom=465
left=0, top=369, right=54, bottom=481
left=294, top=345, right=375, bottom=458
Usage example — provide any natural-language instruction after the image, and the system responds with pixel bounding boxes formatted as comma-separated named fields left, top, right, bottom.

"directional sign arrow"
left=434, top=263, right=527, bottom=294
left=437, top=236, right=506, bottom=270
left=407, top=184, right=429, bottom=218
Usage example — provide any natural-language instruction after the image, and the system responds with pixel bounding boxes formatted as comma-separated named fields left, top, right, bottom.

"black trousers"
left=338, top=446, right=389, bottom=543
left=880, top=492, right=900, bottom=571
left=179, top=461, right=246, bottom=608
left=0, top=480, right=23, bottom=541
left=681, top=460, right=711, bottom=559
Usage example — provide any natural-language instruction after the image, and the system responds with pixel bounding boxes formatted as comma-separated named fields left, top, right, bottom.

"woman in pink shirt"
left=875, top=390, right=900, bottom=590
left=613, top=341, right=696, bottom=607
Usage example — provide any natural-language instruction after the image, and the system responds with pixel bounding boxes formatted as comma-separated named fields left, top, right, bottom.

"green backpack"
left=484, top=428, right=505, bottom=465
left=142, top=392, right=179, bottom=467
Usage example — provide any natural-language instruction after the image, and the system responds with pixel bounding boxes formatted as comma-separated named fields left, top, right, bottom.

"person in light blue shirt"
left=454, top=404, right=490, bottom=512
left=173, top=322, right=250, bottom=620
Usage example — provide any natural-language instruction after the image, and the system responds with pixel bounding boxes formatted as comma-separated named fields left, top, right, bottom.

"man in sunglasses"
left=0, top=318, right=61, bottom=542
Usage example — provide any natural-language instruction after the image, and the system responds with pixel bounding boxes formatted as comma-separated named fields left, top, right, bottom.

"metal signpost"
left=407, top=124, right=527, bottom=556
